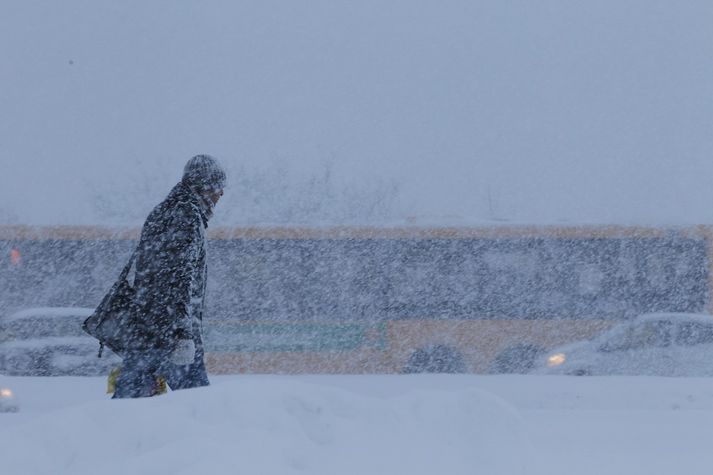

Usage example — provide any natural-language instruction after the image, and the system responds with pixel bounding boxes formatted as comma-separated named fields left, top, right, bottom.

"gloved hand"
left=170, top=338, right=196, bottom=365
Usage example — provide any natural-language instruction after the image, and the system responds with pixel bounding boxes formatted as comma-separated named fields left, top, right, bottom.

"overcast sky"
left=1, top=1, right=712, bottom=225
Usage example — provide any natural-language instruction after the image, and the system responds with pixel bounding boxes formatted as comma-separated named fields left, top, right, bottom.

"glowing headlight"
left=0, top=387, right=19, bottom=413
left=547, top=353, right=566, bottom=367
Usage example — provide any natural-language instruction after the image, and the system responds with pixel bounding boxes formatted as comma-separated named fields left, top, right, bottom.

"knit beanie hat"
left=182, top=155, right=227, bottom=191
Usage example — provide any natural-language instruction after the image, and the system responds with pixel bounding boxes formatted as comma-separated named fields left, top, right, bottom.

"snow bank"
left=0, top=377, right=532, bottom=475
left=5, top=374, right=713, bottom=474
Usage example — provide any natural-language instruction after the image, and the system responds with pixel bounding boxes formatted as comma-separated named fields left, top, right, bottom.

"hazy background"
left=1, top=0, right=711, bottom=226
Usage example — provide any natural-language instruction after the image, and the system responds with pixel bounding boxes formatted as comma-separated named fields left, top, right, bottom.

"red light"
left=10, top=249, right=21, bottom=266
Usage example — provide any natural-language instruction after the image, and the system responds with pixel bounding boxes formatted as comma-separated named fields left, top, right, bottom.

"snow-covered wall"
left=1, top=1, right=712, bottom=225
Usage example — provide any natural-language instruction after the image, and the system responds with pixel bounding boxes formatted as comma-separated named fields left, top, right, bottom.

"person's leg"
left=163, top=341, right=210, bottom=390
left=112, top=352, right=162, bottom=399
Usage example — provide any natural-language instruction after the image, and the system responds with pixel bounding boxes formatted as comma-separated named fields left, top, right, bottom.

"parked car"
left=531, top=313, right=713, bottom=376
left=0, top=307, right=120, bottom=376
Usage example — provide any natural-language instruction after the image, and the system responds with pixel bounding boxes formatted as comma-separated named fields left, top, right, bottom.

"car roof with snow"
left=632, top=312, right=713, bottom=325
left=4, top=307, right=94, bottom=323
left=552, top=312, right=713, bottom=351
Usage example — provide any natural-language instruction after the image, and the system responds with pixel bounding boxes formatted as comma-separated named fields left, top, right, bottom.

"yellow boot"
left=107, top=366, right=121, bottom=394
left=106, top=367, right=168, bottom=396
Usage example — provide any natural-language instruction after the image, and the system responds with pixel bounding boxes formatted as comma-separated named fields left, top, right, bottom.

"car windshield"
left=675, top=321, right=713, bottom=346
left=0, top=316, right=86, bottom=340
left=599, top=319, right=673, bottom=351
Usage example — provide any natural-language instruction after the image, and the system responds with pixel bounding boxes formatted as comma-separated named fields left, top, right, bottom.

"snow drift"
left=0, top=377, right=532, bottom=475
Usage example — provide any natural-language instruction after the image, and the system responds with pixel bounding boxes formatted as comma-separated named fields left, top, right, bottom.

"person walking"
left=112, top=155, right=226, bottom=398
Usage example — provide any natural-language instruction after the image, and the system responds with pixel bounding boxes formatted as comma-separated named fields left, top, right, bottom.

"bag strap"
left=118, top=249, right=138, bottom=283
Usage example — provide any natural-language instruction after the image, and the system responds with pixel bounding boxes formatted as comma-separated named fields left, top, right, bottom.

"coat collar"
left=174, top=182, right=210, bottom=228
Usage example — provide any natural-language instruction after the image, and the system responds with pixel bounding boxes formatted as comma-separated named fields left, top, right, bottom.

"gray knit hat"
left=182, top=155, right=227, bottom=191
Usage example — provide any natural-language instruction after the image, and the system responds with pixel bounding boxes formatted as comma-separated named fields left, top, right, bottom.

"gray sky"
left=1, top=1, right=712, bottom=225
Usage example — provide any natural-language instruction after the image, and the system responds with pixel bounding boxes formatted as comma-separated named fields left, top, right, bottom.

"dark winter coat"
left=130, top=181, right=208, bottom=350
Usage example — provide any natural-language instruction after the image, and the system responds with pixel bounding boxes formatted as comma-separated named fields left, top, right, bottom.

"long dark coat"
left=130, top=181, right=208, bottom=351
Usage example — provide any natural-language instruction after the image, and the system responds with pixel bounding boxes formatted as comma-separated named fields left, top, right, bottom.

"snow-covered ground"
left=1, top=374, right=712, bottom=475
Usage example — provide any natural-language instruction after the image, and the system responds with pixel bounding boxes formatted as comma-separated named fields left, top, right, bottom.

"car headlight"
left=546, top=353, right=566, bottom=367
left=0, top=387, right=19, bottom=413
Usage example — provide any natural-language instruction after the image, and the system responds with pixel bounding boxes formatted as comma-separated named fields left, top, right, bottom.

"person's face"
left=204, top=188, right=224, bottom=206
